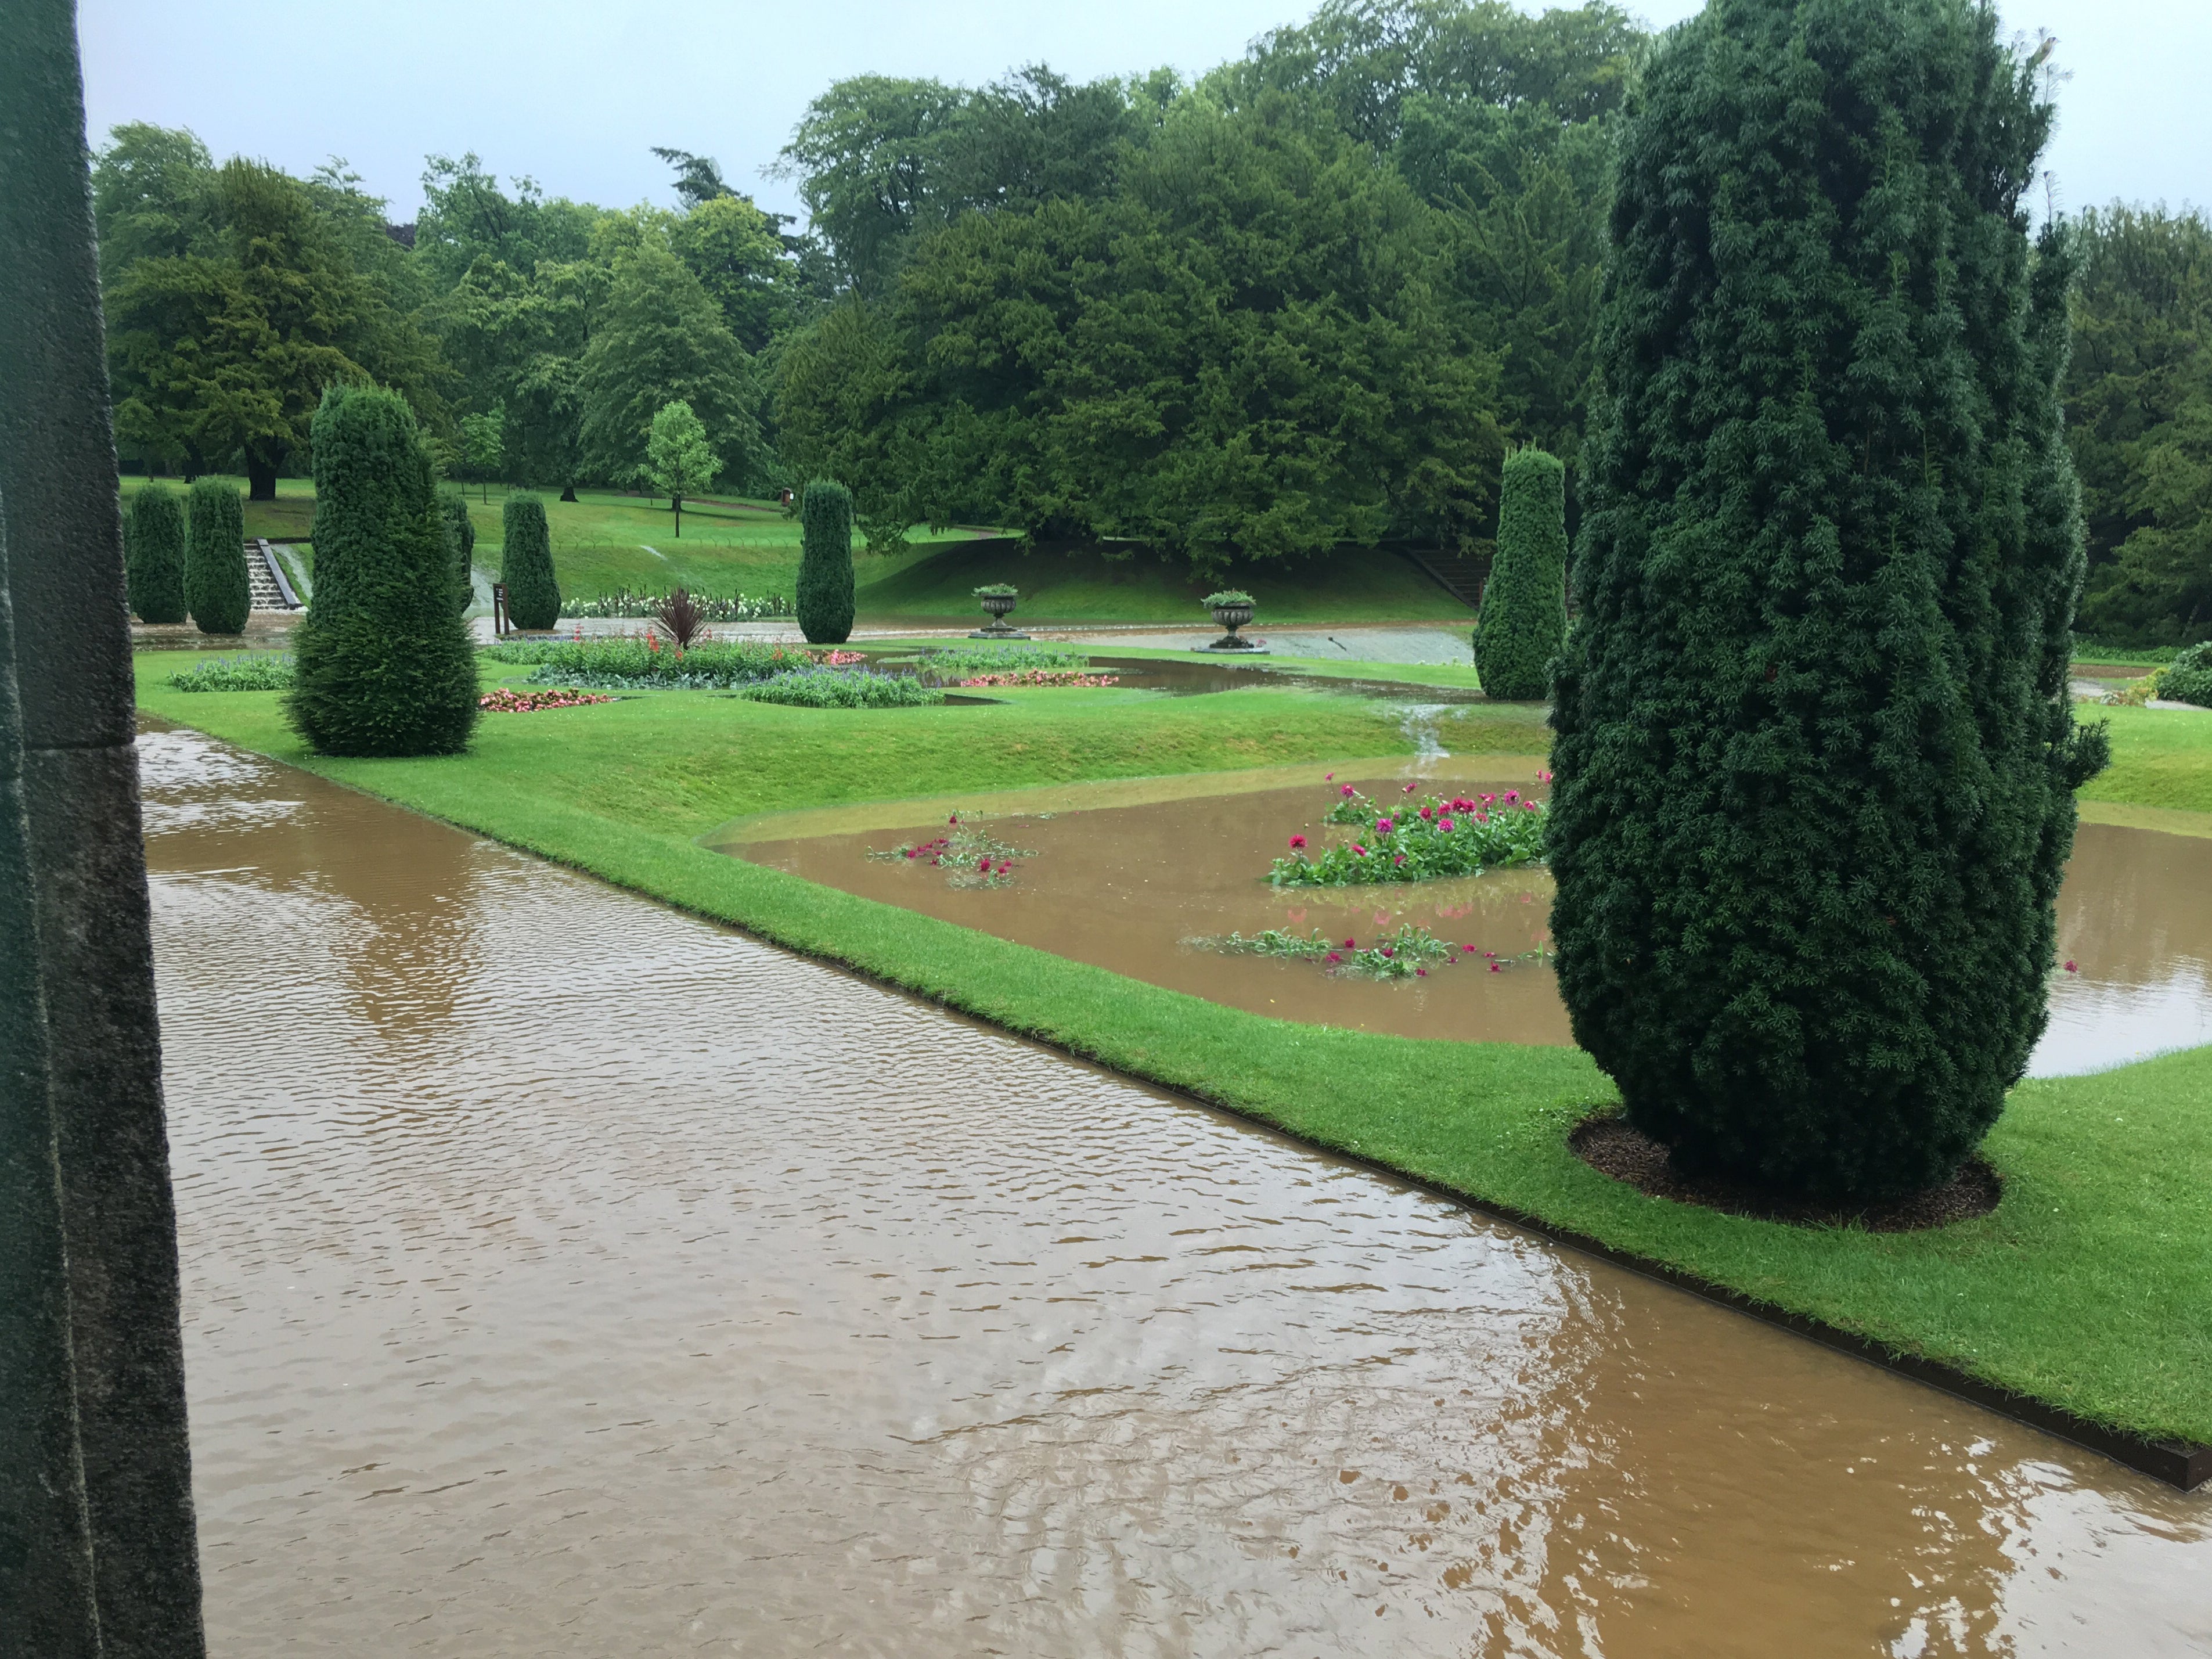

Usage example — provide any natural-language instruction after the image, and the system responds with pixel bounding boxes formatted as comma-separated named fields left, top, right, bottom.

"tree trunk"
left=559, top=483, right=577, bottom=503
left=244, top=448, right=279, bottom=502
left=674, top=495, right=682, bottom=538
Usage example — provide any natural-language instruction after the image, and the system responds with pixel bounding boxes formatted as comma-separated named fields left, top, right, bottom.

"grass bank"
left=135, top=654, right=2212, bottom=1456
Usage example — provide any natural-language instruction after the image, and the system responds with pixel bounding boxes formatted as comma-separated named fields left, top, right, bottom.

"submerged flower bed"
left=870, top=814, right=1033, bottom=887
left=1270, top=778, right=1550, bottom=887
left=478, top=688, right=615, bottom=712
left=738, top=668, right=942, bottom=708
left=1190, top=922, right=1552, bottom=980
left=956, top=669, right=1120, bottom=688
left=167, top=653, right=296, bottom=692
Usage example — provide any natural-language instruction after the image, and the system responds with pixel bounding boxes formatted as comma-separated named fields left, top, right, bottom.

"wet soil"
left=738, top=779, right=2212, bottom=1076
left=140, top=722, right=2212, bottom=1655
left=1570, top=1116, right=2005, bottom=1232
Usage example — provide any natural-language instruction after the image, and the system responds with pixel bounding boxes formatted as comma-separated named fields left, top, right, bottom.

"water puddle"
left=867, top=648, right=1498, bottom=703
left=140, top=722, right=2212, bottom=1655
left=732, top=772, right=2212, bottom=1075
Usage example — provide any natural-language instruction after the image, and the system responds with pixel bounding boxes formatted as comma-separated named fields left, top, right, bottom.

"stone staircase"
left=247, top=539, right=303, bottom=610
left=1395, top=545, right=1492, bottom=611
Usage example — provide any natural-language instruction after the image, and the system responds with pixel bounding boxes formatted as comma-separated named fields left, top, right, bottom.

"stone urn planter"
left=970, top=585, right=1029, bottom=639
left=1198, top=590, right=1263, bottom=652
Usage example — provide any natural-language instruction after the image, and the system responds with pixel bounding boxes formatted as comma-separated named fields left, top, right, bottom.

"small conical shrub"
left=1474, top=448, right=1567, bottom=700
left=185, top=478, right=250, bottom=635
left=287, top=384, right=480, bottom=755
left=797, top=478, right=855, bottom=644
left=126, top=484, right=188, bottom=623
left=439, top=486, right=476, bottom=614
left=500, top=493, right=560, bottom=630
left=1547, top=0, right=2095, bottom=1200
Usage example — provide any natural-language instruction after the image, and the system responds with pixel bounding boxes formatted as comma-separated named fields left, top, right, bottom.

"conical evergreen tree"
left=185, top=478, right=249, bottom=634
left=1474, top=448, right=1567, bottom=700
left=287, top=384, right=479, bottom=755
left=1548, top=0, right=2100, bottom=1199
left=126, top=483, right=187, bottom=623
left=438, top=485, right=476, bottom=614
left=500, top=493, right=560, bottom=630
left=797, top=478, right=855, bottom=644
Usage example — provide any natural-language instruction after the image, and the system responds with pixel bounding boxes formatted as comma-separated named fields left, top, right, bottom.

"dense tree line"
left=84, top=0, right=2211, bottom=635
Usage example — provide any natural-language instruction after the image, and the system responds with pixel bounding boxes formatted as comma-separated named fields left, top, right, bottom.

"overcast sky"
left=78, top=0, right=2207, bottom=227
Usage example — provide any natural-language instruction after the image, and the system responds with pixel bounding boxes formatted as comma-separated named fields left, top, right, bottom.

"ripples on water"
left=138, top=725, right=2211, bottom=1657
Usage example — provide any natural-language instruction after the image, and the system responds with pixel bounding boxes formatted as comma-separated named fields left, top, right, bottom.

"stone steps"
left=247, top=539, right=302, bottom=610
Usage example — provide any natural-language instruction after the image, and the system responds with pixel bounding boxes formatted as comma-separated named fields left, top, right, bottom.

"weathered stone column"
left=0, top=4, right=208, bottom=1654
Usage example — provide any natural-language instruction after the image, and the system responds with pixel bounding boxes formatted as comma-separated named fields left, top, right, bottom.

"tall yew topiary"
left=500, top=493, right=559, bottom=630
left=1475, top=448, right=1567, bottom=700
left=438, top=485, right=476, bottom=614
left=1548, top=0, right=2101, bottom=1199
left=126, top=483, right=187, bottom=623
left=797, top=478, right=855, bottom=644
left=185, top=477, right=249, bottom=634
left=288, top=384, right=479, bottom=755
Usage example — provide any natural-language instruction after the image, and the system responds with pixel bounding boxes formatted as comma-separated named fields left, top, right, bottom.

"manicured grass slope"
left=2079, top=704, right=2212, bottom=814
left=136, top=658, right=2212, bottom=1448
left=856, top=538, right=1474, bottom=623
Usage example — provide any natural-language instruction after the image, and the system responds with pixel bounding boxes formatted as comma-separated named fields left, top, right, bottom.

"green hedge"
left=500, top=492, right=559, bottom=630
left=439, top=486, right=475, bottom=615
left=126, top=483, right=187, bottom=624
left=797, top=478, right=855, bottom=644
left=1474, top=448, right=1566, bottom=700
left=185, top=478, right=248, bottom=635
left=287, top=384, right=480, bottom=755
left=2161, top=643, right=2212, bottom=707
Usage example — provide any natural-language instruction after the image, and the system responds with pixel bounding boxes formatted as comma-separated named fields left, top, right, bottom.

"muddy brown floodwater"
left=143, top=722, right=2211, bottom=1657
left=734, top=768, right=2212, bottom=1075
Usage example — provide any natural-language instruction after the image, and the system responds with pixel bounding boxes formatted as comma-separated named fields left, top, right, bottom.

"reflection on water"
left=142, top=724, right=2212, bottom=1656
left=743, top=778, right=2212, bottom=1077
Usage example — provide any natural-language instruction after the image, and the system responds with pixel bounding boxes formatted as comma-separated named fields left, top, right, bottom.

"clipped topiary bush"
left=797, top=478, right=855, bottom=644
left=287, top=384, right=480, bottom=755
left=2160, top=642, right=2212, bottom=707
left=185, top=478, right=249, bottom=635
left=1547, top=0, right=2098, bottom=1201
left=438, top=486, right=476, bottom=614
left=1474, top=448, right=1567, bottom=700
left=126, top=483, right=188, bottom=623
left=500, top=492, right=560, bottom=630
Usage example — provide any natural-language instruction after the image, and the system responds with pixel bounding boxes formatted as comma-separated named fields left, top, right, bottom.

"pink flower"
left=1289, top=834, right=1307, bottom=850
left=1326, top=952, right=1342, bottom=963
left=1439, top=816, right=1454, bottom=832
left=949, top=814, right=960, bottom=825
left=2064, top=960, right=2078, bottom=973
left=1524, top=800, right=1540, bottom=811
left=1505, top=790, right=1519, bottom=804
left=1419, top=805, right=1434, bottom=820
left=1462, top=944, right=1477, bottom=952
left=1380, top=947, right=1393, bottom=958
left=1352, top=844, right=1368, bottom=857
left=1377, top=818, right=1394, bottom=834
left=1341, top=784, right=1356, bottom=797
left=1481, top=794, right=1496, bottom=805
left=1475, top=812, right=1489, bottom=824
left=1415, top=967, right=1426, bottom=977
left=1343, top=938, right=1356, bottom=948
left=1488, top=962, right=1501, bottom=973
left=1325, top=772, right=1335, bottom=781
left=903, top=848, right=917, bottom=859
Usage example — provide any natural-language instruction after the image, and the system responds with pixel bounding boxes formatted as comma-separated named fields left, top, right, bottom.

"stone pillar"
left=0, top=5, right=208, bottom=1655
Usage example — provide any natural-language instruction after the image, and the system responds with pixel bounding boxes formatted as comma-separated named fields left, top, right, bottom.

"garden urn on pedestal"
left=970, top=584, right=1029, bottom=639
left=1198, top=590, right=1262, bottom=652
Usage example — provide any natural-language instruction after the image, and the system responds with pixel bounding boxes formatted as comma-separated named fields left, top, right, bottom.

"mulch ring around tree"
left=1570, top=1114, right=2003, bottom=1233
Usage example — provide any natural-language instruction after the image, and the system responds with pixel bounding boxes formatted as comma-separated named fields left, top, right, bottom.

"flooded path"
left=143, top=724, right=2211, bottom=1656
left=738, top=771, right=2212, bottom=1076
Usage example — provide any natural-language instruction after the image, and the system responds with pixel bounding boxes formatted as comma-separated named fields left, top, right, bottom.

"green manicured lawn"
left=135, top=654, right=2212, bottom=1451
left=2079, top=703, right=2212, bottom=815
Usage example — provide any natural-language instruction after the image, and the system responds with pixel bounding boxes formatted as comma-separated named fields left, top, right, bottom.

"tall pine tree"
left=1548, top=0, right=2098, bottom=1199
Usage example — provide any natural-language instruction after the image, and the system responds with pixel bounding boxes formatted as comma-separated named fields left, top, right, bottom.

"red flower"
left=1341, top=784, right=1356, bottom=797
left=1289, top=834, right=1307, bottom=850
left=1403, top=783, right=1416, bottom=794
left=1376, top=818, right=1394, bottom=834
left=1380, top=946, right=1393, bottom=957
left=1326, top=952, right=1343, bottom=963
left=903, top=848, right=917, bottom=859
left=2064, top=960, right=2078, bottom=973
left=1351, top=844, right=1368, bottom=857
left=1343, top=937, right=1356, bottom=948
left=1488, top=962, right=1501, bottom=973
left=1325, top=772, right=1335, bottom=781
left=1415, top=967, right=1426, bottom=977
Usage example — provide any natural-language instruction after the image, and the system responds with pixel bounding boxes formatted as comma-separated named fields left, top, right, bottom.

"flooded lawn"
left=732, top=769, right=2212, bottom=1077
left=140, top=722, right=2211, bottom=1656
